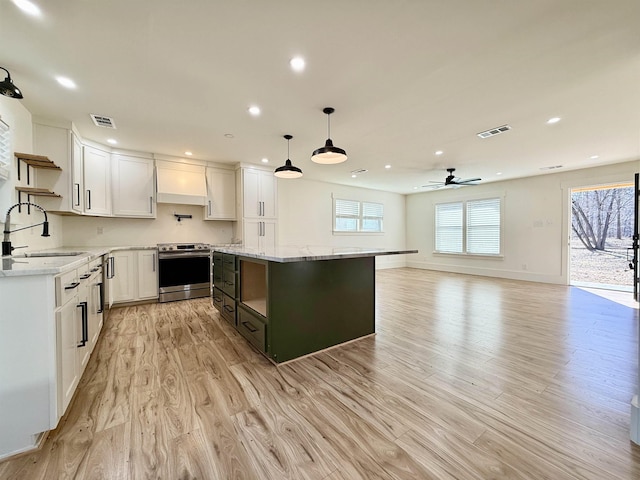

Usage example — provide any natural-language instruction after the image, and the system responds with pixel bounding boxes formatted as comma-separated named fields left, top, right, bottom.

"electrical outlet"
left=97, top=227, right=103, bottom=235
left=522, top=264, right=528, bottom=270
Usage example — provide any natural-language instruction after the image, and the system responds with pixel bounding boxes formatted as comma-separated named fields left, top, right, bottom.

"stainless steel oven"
left=157, top=243, right=211, bottom=302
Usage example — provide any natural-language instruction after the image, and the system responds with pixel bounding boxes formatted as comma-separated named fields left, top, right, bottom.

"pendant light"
left=311, top=107, right=347, bottom=164
left=0, top=67, right=24, bottom=99
left=274, top=134, right=303, bottom=179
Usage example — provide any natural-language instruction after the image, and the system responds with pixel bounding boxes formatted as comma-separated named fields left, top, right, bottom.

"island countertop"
left=211, top=245, right=418, bottom=262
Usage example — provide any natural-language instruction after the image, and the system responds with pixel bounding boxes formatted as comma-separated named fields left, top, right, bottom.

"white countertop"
left=212, top=245, right=418, bottom=263
left=0, top=246, right=156, bottom=277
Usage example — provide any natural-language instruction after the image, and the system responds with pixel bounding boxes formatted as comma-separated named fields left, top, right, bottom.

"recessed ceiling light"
left=547, top=117, right=561, bottom=124
left=351, top=174, right=357, bottom=178
left=11, top=0, right=41, bottom=17
left=56, top=76, right=76, bottom=89
left=590, top=155, right=599, bottom=159
left=413, top=186, right=419, bottom=190
left=184, top=151, right=193, bottom=156
left=384, top=164, right=391, bottom=169
left=106, top=138, right=117, bottom=145
left=290, top=56, right=305, bottom=72
left=248, top=105, right=261, bottom=116
left=261, top=158, right=269, bottom=163
left=224, top=133, right=234, bottom=138
left=435, top=150, right=443, bottom=156
left=496, top=172, right=502, bottom=175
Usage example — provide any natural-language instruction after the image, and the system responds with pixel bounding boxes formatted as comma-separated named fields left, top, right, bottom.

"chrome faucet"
left=2, top=202, right=50, bottom=256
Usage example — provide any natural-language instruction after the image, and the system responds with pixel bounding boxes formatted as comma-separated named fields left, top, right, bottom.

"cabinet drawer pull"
left=77, top=302, right=88, bottom=347
left=223, top=305, right=235, bottom=313
left=65, top=281, right=80, bottom=290
left=97, top=282, right=104, bottom=313
left=242, top=321, right=258, bottom=333
left=80, top=273, right=91, bottom=280
left=213, top=296, right=222, bottom=304
left=74, top=183, right=81, bottom=206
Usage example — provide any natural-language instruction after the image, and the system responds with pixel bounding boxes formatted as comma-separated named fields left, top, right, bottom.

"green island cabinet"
left=212, top=246, right=416, bottom=363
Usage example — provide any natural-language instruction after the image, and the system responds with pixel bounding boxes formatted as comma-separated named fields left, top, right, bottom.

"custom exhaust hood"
left=156, top=160, right=207, bottom=205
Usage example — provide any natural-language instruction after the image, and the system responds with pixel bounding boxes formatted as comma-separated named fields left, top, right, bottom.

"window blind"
left=0, top=120, right=9, bottom=166
left=435, top=202, right=463, bottom=253
left=334, top=198, right=384, bottom=232
left=466, top=198, right=501, bottom=254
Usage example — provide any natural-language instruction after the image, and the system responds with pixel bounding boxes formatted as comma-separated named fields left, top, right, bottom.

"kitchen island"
left=212, top=246, right=417, bottom=363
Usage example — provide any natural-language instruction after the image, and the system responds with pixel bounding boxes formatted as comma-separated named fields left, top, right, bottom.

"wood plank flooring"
left=1, top=268, right=639, bottom=479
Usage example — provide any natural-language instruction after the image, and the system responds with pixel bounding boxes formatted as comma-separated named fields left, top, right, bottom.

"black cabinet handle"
left=213, top=296, right=222, bottom=304
left=242, top=321, right=258, bottom=333
left=65, top=281, right=80, bottom=290
left=74, top=183, right=81, bottom=206
left=97, top=282, right=104, bottom=313
left=86, top=189, right=92, bottom=210
left=80, top=273, right=91, bottom=280
left=77, top=301, right=88, bottom=347
left=223, top=305, right=235, bottom=313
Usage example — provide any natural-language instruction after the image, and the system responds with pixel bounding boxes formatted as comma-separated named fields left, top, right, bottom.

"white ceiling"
left=1, top=0, right=639, bottom=194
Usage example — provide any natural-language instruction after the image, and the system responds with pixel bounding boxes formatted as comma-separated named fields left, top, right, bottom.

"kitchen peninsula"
left=212, top=246, right=417, bottom=363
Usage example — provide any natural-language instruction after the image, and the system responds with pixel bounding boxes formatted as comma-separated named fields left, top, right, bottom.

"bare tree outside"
left=570, top=184, right=634, bottom=290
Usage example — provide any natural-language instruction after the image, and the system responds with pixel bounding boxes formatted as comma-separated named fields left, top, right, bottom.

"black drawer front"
left=212, top=287, right=223, bottom=312
left=213, top=252, right=223, bottom=265
left=221, top=293, right=236, bottom=326
left=213, top=268, right=223, bottom=287
left=223, top=253, right=236, bottom=270
left=238, top=306, right=266, bottom=353
left=222, top=269, right=237, bottom=298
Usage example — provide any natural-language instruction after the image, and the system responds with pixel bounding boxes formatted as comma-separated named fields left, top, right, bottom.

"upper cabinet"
left=205, top=167, right=236, bottom=220
left=242, top=168, right=277, bottom=219
left=112, top=154, right=155, bottom=218
left=83, top=145, right=111, bottom=216
left=71, top=134, right=84, bottom=213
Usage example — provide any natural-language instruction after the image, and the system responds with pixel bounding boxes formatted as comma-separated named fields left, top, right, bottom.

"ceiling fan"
left=423, top=168, right=481, bottom=189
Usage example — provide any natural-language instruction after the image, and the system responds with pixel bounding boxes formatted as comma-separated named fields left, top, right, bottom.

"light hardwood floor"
left=1, top=268, right=639, bottom=479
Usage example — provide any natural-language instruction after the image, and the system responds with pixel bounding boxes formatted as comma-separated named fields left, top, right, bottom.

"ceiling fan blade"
left=427, top=180, right=446, bottom=184
left=454, top=177, right=482, bottom=184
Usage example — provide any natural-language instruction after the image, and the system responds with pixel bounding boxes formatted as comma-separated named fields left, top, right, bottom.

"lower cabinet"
left=108, top=249, right=158, bottom=304
left=54, top=256, right=104, bottom=419
left=237, top=304, right=267, bottom=353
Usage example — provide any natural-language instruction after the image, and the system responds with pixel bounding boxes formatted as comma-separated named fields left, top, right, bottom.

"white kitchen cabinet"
left=107, top=249, right=158, bottom=305
left=56, top=298, right=80, bottom=416
left=243, top=219, right=277, bottom=251
left=137, top=250, right=158, bottom=299
left=75, top=270, right=92, bottom=375
left=243, top=168, right=277, bottom=219
left=111, top=154, right=155, bottom=218
left=32, top=122, right=83, bottom=214
left=83, top=145, right=112, bottom=216
left=71, top=134, right=84, bottom=213
left=205, top=167, right=236, bottom=220
left=109, top=250, right=136, bottom=303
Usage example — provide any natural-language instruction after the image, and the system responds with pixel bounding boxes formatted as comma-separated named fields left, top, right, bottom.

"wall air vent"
left=477, top=124, right=511, bottom=139
left=90, top=114, right=116, bottom=129
left=540, top=165, right=563, bottom=170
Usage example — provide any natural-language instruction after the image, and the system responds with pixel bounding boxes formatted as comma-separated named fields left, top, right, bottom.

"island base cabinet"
left=237, top=304, right=267, bottom=353
left=221, top=292, right=237, bottom=326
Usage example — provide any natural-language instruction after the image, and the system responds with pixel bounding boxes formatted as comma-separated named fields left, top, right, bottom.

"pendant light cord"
left=327, top=113, right=331, bottom=139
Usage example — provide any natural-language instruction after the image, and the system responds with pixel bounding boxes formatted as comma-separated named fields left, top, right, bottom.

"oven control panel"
left=158, top=243, right=210, bottom=252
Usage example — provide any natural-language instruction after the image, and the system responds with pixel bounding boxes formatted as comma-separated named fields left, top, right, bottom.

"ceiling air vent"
left=477, top=124, right=511, bottom=139
left=351, top=169, right=368, bottom=175
left=90, top=114, right=116, bottom=129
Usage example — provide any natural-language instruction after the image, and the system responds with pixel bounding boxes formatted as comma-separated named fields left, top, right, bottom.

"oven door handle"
left=158, top=252, right=211, bottom=259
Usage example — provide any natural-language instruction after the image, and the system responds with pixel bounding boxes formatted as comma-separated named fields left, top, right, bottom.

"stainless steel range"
left=157, top=243, right=211, bottom=303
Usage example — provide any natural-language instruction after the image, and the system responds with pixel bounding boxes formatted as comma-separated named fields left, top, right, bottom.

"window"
left=0, top=119, right=9, bottom=167
left=434, top=197, right=501, bottom=255
left=334, top=198, right=384, bottom=233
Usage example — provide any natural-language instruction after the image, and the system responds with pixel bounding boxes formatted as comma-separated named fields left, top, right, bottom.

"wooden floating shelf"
left=14, top=152, right=61, bottom=170
left=15, top=186, right=61, bottom=197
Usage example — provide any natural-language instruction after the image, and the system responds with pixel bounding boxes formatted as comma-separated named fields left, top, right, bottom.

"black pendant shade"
left=0, top=67, right=24, bottom=99
left=312, top=107, right=347, bottom=164
left=274, top=134, right=303, bottom=179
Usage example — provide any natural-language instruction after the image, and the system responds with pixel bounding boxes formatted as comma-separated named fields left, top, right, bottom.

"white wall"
left=61, top=202, right=234, bottom=247
left=0, top=97, right=63, bottom=252
left=406, top=160, right=640, bottom=284
left=277, top=177, right=407, bottom=268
